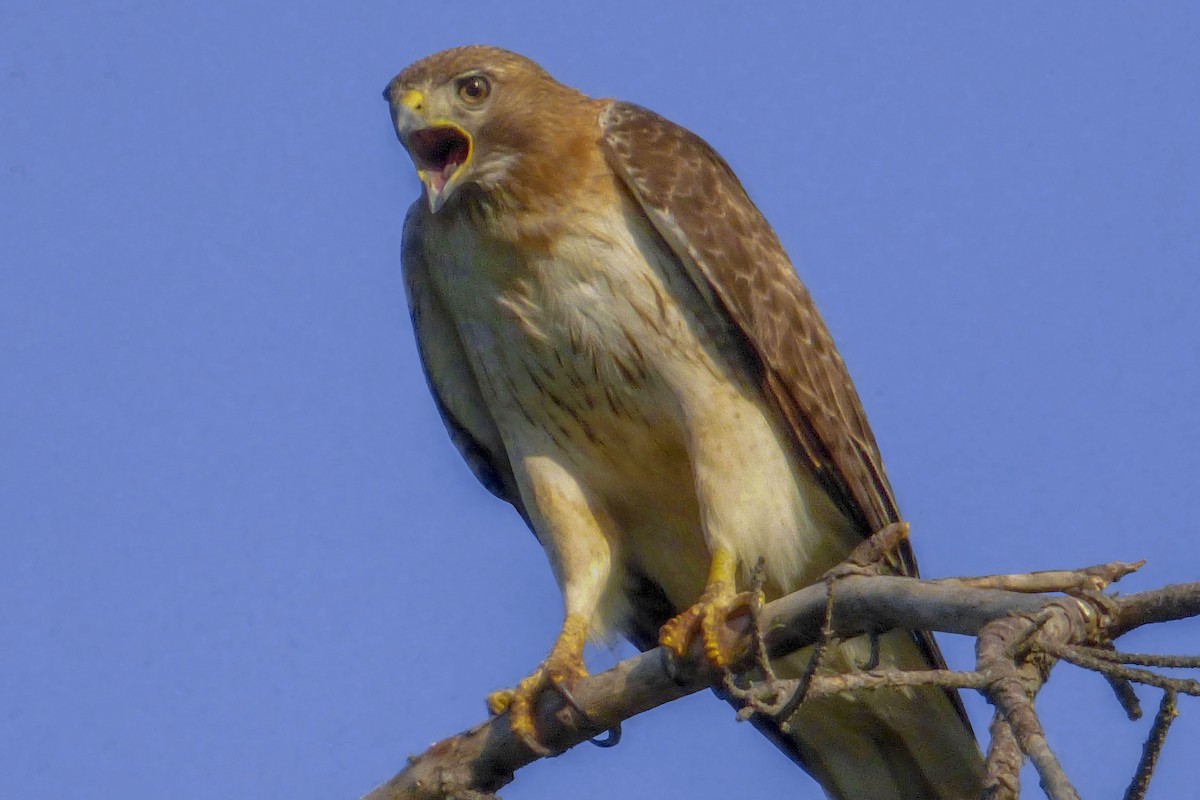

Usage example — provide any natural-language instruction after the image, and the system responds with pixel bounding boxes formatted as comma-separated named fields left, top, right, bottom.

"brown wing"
left=600, top=101, right=971, bottom=728
left=601, top=103, right=900, bottom=549
left=401, top=202, right=529, bottom=522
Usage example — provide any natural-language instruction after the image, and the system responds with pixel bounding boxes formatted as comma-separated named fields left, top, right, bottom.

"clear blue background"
left=3, top=3, right=1198, bottom=798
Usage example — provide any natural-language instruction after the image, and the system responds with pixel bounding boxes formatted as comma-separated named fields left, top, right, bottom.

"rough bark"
left=360, top=561, right=1200, bottom=800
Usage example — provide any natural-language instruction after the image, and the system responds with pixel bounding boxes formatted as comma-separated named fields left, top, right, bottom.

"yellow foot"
left=658, top=581, right=763, bottom=669
left=486, top=616, right=589, bottom=754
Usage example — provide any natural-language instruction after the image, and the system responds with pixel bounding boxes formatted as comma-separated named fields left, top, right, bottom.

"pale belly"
left=430, top=211, right=859, bottom=638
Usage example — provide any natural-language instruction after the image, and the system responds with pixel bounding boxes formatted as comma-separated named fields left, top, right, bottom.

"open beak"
left=407, top=124, right=472, bottom=213
left=387, top=89, right=472, bottom=213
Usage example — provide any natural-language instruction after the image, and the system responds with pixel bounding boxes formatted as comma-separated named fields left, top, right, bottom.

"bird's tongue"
left=408, top=126, right=469, bottom=192
left=427, top=159, right=460, bottom=193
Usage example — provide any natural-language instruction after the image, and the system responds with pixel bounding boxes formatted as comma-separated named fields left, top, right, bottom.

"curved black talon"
left=856, top=631, right=881, bottom=670
left=551, top=680, right=587, bottom=717
left=588, top=722, right=622, bottom=748
left=550, top=680, right=614, bottom=749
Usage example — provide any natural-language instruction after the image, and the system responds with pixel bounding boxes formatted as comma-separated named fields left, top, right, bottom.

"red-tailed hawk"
left=384, top=46, right=984, bottom=799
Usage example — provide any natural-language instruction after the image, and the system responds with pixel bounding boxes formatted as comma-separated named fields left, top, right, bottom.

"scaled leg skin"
left=485, top=614, right=589, bottom=752
left=486, top=454, right=613, bottom=754
left=659, top=545, right=761, bottom=669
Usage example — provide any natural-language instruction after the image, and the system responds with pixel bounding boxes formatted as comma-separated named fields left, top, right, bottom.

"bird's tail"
left=727, top=629, right=985, bottom=800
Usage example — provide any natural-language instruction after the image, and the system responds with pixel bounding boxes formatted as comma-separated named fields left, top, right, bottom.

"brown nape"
left=485, top=87, right=606, bottom=213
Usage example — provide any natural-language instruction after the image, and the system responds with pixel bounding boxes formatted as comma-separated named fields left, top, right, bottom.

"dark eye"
left=457, top=75, right=491, bottom=104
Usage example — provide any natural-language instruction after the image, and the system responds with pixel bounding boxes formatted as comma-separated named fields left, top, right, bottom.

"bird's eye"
left=457, top=75, right=491, bottom=104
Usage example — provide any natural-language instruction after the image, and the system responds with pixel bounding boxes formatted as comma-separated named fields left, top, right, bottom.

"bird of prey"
left=384, top=46, right=984, bottom=799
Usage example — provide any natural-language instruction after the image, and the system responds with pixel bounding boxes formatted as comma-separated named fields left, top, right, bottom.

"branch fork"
left=362, top=550, right=1200, bottom=800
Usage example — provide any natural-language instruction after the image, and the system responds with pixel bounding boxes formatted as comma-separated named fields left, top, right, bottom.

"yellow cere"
left=400, top=90, right=423, bottom=112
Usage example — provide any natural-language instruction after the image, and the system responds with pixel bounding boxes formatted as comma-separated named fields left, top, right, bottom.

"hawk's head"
left=383, top=45, right=594, bottom=214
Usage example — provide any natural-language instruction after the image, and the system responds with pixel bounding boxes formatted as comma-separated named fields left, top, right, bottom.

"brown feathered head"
left=383, top=46, right=595, bottom=213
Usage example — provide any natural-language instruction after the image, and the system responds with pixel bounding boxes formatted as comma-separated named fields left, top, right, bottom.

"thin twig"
left=364, top=576, right=1200, bottom=800
left=1122, top=690, right=1179, bottom=800
left=807, top=668, right=988, bottom=696
left=1067, top=646, right=1200, bottom=669
left=1041, top=642, right=1200, bottom=696
left=1106, top=673, right=1144, bottom=721
left=776, top=577, right=838, bottom=733
left=1112, top=581, right=1200, bottom=637
left=934, top=561, right=1144, bottom=593
left=723, top=559, right=789, bottom=719
left=736, top=668, right=991, bottom=711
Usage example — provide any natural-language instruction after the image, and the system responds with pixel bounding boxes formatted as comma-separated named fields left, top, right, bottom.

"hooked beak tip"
left=423, top=180, right=447, bottom=214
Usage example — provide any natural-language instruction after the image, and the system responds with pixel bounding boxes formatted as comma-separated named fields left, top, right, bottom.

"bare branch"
left=1069, top=645, right=1200, bottom=670
left=1123, top=691, right=1179, bottom=800
left=976, top=610, right=1083, bottom=800
left=807, top=667, right=989, bottom=696
left=361, top=573, right=1200, bottom=800
left=933, top=560, right=1144, bottom=593
left=1039, top=642, right=1200, bottom=697
left=1112, top=581, right=1200, bottom=636
left=983, top=710, right=1023, bottom=800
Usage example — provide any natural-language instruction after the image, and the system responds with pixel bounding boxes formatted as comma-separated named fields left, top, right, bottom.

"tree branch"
left=361, top=568, right=1200, bottom=800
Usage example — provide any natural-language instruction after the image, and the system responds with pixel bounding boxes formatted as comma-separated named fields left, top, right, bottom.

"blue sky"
left=3, top=3, right=1199, bottom=798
